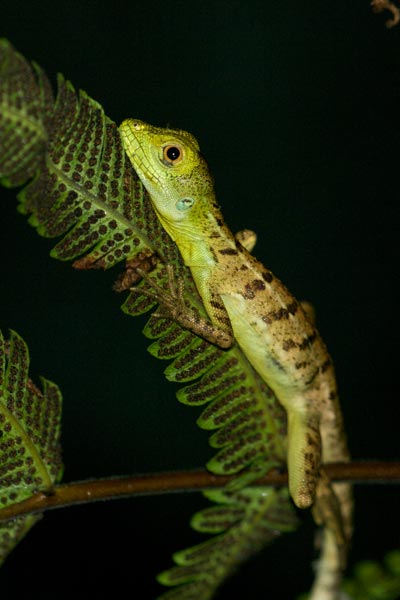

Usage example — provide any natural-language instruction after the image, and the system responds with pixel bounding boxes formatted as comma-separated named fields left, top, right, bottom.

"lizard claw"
left=130, top=264, right=233, bottom=349
left=130, top=265, right=189, bottom=322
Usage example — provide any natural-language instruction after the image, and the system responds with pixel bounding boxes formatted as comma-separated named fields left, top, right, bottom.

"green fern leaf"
left=0, top=39, right=53, bottom=187
left=1, top=41, right=298, bottom=597
left=133, top=281, right=298, bottom=598
left=157, top=487, right=297, bottom=600
left=18, top=74, right=157, bottom=270
left=0, top=39, right=161, bottom=274
left=0, top=329, right=63, bottom=565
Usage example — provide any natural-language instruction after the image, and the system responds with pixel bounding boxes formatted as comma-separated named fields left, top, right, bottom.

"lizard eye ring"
left=162, top=144, right=184, bottom=166
left=176, top=197, right=194, bottom=211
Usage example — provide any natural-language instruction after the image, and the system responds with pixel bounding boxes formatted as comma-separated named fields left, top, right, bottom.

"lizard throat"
left=165, top=208, right=236, bottom=270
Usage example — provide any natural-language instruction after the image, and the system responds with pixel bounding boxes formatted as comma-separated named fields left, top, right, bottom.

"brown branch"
left=0, top=461, right=399, bottom=523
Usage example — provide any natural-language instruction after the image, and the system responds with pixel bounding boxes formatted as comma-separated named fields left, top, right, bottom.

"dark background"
left=1, top=2, right=399, bottom=598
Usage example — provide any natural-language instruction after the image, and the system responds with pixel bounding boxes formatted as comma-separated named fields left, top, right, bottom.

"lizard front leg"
left=131, top=265, right=234, bottom=349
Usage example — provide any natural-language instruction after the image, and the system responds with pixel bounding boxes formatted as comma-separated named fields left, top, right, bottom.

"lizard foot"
left=133, top=264, right=187, bottom=321
left=131, top=265, right=234, bottom=349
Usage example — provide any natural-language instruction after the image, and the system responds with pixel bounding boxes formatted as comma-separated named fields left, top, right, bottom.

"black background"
left=1, top=2, right=399, bottom=598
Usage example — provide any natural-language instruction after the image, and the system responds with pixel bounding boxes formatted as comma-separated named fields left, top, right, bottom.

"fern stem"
left=0, top=461, right=398, bottom=523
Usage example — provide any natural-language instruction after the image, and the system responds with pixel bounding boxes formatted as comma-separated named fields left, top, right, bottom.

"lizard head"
left=119, top=119, right=215, bottom=243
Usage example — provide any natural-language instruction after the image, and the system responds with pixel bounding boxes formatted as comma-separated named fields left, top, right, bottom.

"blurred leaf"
left=0, top=329, right=62, bottom=565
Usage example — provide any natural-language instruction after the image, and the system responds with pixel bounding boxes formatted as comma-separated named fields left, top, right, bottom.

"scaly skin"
left=120, top=118, right=353, bottom=598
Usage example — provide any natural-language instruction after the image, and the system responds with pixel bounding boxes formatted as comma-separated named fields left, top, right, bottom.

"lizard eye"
left=162, top=144, right=183, bottom=166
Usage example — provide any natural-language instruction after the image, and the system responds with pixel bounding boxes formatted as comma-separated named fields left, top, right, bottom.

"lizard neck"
left=155, top=194, right=237, bottom=272
left=152, top=192, right=238, bottom=325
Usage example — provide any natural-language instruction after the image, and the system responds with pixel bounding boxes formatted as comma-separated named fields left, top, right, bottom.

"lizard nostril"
left=129, top=120, right=144, bottom=131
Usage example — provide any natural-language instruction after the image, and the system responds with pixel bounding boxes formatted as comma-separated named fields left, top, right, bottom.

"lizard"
left=119, top=118, right=353, bottom=599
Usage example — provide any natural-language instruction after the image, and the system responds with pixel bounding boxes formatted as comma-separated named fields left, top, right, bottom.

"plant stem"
left=0, top=461, right=399, bottom=523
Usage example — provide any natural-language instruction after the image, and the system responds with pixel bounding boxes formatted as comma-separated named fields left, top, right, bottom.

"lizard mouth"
left=119, top=119, right=161, bottom=188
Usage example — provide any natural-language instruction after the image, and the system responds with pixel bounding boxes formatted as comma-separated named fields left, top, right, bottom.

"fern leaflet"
left=157, top=487, right=296, bottom=599
left=0, top=329, right=63, bottom=565
left=0, top=39, right=53, bottom=187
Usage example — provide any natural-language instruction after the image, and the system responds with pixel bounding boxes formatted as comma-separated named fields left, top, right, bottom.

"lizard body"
left=120, top=119, right=352, bottom=597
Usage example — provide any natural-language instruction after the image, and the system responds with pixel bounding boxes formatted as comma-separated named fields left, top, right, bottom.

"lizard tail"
left=309, top=527, right=344, bottom=600
left=310, top=474, right=353, bottom=600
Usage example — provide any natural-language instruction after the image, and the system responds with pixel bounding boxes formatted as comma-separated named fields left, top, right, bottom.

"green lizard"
left=120, top=118, right=353, bottom=598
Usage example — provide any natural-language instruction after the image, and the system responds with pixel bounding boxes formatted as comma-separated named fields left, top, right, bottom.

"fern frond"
left=125, top=260, right=297, bottom=599
left=133, top=287, right=298, bottom=597
left=157, top=487, right=297, bottom=600
left=0, top=39, right=162, bottom=274
left=18, top=74, right=159, bottom=271
left=0, top=329, right=63, bottom=565
left=0, top=39, right=53, bottom=187
left=0, top=41, right=298, bottom=597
